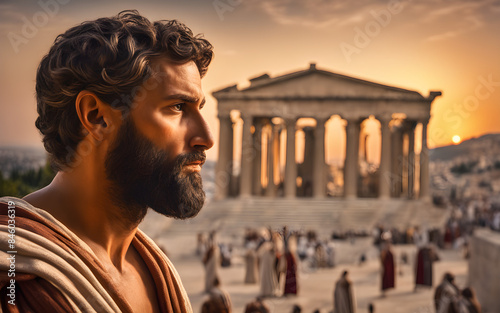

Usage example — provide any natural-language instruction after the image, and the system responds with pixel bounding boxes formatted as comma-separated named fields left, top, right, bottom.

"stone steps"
left=158, top=197, right=451, bottom=239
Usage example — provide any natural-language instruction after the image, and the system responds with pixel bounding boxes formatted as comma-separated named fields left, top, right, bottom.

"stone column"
left=266, top=122, right=275, bottom=197
left=228, top=120, right=235, bottom=196
left=344, top=118, right=360, bottom=199
left=252, top=118, right=264, bottom=196
left=378, top=116, right=392, bottom=199
left=313, top=117, right=328, bottom=198
left=284, top=118, right=297, bottom=198
left=215, top=114, right=233, bottom=200
left=391, top=125, right=403, bottom=198
left=302, top=128, right=315, bottom=196
left=273, top=125, right=281, bottom=189
left=407, top=121, right=416, bottom=199
left=419, top=119, right=430, bottom=200
left=240, top=114, right=254, bottom=198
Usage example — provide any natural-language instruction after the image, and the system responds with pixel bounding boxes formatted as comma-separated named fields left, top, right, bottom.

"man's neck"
left=23, top=169, right=141, bottom=271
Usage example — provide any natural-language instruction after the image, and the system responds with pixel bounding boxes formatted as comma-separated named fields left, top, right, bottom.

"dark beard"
left=104, top=118, right=206, bottom=225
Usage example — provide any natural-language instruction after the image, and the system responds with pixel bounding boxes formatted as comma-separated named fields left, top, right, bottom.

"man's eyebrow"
left=163, top=94, right=206, bottom=108
left=163, top=94, right=201, bottom=103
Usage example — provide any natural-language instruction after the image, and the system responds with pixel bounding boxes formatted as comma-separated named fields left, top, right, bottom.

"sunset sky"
left=1, top=0, right=499, bottom=162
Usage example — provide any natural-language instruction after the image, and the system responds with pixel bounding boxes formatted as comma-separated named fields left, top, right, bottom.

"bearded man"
left=0, top=10, right=214, bottom=313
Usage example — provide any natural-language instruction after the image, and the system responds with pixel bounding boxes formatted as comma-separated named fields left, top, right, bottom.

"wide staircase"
left=146, top=197, right=450, bottom=239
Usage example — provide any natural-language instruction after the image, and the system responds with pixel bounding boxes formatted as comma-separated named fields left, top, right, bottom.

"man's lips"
left=184, top=160, right=205, bottom=171
left=185, top=160, right=204, bottom=166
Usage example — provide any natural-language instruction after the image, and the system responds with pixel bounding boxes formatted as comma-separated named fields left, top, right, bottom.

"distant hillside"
left=430, top=133, right=500, bottom=162
left=0, top=146, right=47, bottom=176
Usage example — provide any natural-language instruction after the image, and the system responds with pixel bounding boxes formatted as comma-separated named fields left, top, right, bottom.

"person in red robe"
left=415, top=245, right=439, bottom=290
left=284, top=251, right=298, bottom=295
left=380, top=242, right=395, bottom=296
left=282, top=226, right=298, bottom=296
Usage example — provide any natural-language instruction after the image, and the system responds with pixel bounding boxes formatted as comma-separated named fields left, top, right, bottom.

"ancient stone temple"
left=212, top=63, right=441, bottom=202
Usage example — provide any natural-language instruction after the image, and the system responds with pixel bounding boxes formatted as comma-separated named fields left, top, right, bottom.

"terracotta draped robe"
left=0, top=197, right=192, bottom=313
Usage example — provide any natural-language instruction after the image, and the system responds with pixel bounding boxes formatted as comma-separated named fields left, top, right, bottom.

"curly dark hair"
left=35, top=10, right=213, bottom=171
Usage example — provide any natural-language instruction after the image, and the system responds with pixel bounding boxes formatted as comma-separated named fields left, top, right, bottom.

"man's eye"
left=172, top=103, right=185, bottom=111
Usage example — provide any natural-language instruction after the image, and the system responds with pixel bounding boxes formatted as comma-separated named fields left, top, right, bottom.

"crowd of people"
left=446, top=196, right=500, bottom=237
left=197, top=227, right=300, bottom=312
left=193, top=219, right=485, bottom=313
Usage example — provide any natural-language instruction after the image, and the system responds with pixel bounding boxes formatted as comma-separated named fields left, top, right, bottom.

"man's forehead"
left=148, top=58, right=202, bottom=96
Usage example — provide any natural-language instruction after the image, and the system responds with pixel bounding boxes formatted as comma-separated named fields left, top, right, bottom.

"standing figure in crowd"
left=197, top=232, right=208, bottom=256
left=457, top=287, right=481, bottom=313
left=314, top=242, right=328, bottom=268
left=283, top=226, right=298, bottom=296
left=274, top=230, right=287, bottom=296
left=434, top=272, right=459, bottom=313
left=203, top=231, right=221, bottom=292
left=413, top=226, right=429, bottom=248
left=259, top=235, right=279, bottom=297
left=444, top=225, right=453, bottom=248
left=220, top=242, right=232, bottom=267
left=333, top=270, right=356, bottom=313
left=0, top=10, right=214, bottom=312
left=326, top=241, right=336, bottom=268
left=368, top=303, right=375, bottom=313
left=244, top=237, right=260, bottom=284
left=415, top=244, right=439, bottom=290
left=414, top=226, right=439, bottom=291
left=380, top=242, right=395, bottom=297
left=201, top=278, right=232, bottom=313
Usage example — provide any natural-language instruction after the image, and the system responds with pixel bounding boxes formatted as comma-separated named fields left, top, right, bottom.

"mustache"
left=177, top=150, right=206, bottom=166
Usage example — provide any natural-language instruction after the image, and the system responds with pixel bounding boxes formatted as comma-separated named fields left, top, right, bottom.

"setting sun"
left=452, top=135, right=461, bottom=144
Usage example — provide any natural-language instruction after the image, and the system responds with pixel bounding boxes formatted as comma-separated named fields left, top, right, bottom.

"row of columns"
left=215, top=114, right=430, bottom=201
left=389, top=120, right=425, bottom=199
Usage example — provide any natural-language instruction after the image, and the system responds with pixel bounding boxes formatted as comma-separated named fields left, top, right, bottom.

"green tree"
left=0, top=159, right=55, bottom=197
left=40, top=161, right=55, bottom=188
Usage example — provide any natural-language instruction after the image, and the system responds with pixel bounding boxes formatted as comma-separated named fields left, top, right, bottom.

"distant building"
left=212, top=64, right=441, bottom=201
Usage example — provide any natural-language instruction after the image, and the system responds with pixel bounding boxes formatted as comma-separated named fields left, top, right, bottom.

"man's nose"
left=190, top=112, right=214, bottom=150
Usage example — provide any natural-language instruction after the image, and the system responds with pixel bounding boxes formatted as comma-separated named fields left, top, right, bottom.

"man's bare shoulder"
left=23, top=184, right=64, bottom=217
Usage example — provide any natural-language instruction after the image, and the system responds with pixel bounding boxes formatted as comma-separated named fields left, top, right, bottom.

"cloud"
left=422, top=0, right=497, bottom=42
left=492, top=3, right=500, bottom=12
left=426, top=1, right=485, bottom=19
left=245, top=0, right=382, bottom=28
left=426, top=15, right=484, bottom=42
left=0, top=4, right=26, bottom=29
left=246, top=0, right=500, bottom=42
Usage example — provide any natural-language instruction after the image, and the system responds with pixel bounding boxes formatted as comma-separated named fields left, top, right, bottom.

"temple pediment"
left=213, top=64, right=427, bottom=101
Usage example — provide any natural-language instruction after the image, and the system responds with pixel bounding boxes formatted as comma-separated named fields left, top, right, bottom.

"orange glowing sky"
left=1, top=0, right=499, bottom=162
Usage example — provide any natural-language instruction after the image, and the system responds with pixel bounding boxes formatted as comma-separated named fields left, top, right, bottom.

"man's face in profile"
left=105, top=58, right=214, bottom=222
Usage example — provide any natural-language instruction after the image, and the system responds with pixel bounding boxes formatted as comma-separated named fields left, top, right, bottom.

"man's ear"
left=75, top=91, right=119, bottom=141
